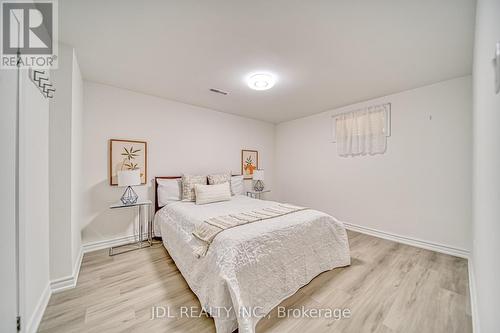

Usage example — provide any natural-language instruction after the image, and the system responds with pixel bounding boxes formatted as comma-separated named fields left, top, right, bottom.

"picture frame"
left=241, top=149, right=258, bottom=179
left=109, top=139, right=147, bottom=186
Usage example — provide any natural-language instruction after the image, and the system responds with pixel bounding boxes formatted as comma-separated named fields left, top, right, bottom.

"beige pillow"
left=207, top=172, right=233, bottom=194
left=207, top=172, right=231, bottom=185
left=181, top=174, right=207, bottom=201
left=194, top=182, right=231, bottom=205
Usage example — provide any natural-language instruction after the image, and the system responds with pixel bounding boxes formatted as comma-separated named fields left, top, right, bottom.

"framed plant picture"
left=109, top=139, right=147, bottom=185
left=241, top=149, right=258, bottom=179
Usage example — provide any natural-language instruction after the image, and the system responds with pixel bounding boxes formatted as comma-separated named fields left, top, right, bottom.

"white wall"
left=472, top=0, right=500, bottom=331
left=82, top=82, right=275, bottom=245
left=49, top=45, right=73, bottom=279
left=71, top=50, right=84, bottom=266
left=275, top=76, right=472, bottom=253
left=48, top=44, right=84, bottom=282
left=19, top=68, right=51, bottom=332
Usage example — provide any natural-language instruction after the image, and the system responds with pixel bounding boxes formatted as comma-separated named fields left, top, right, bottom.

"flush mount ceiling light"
left=247, top=73, right=277, bottom=91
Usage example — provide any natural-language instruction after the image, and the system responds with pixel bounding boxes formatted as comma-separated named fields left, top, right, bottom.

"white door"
left=0, top=69, right=20, bottom=332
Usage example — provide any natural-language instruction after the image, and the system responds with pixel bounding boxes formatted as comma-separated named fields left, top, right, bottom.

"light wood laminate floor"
left=39, top=231, right=471, bottom=333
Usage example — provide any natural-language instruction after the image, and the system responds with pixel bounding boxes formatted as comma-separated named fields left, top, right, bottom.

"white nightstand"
left=108, top=199, right=153, bottom=256
left=246, top=190, right=271, bottom=200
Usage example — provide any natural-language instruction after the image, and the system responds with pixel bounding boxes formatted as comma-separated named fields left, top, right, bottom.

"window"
left=332, top=103, right=391, bottom=157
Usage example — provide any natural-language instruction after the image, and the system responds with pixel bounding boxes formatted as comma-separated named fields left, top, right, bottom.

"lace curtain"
left=335, top=104, right=389, bottom=156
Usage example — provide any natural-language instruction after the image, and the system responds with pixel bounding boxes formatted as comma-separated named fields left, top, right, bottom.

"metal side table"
left=246, top=190, right=271, bottom=200
left=108, top=199, right=153, bottom=256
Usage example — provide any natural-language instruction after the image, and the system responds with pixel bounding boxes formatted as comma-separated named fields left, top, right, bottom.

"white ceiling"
left=59, top=0, right=476, bottom=123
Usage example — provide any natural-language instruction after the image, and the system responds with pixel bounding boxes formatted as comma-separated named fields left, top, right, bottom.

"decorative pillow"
left=230, top=175, right=245, bottom=196
left=157, top=178, right=182, bottom=207
left=207, top=172, right=232, bottom=194
left=194, top=182, right=231, bottom=205
left=181, top=174, right=207, bottom=201
left=207, top=172, right=231, bottom=185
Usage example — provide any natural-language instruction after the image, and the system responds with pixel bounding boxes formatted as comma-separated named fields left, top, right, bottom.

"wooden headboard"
left=154, top=175, right=242, bottom=213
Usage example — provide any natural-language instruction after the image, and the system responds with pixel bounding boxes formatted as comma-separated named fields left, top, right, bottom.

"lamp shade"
left=252, top=169, right=264, bottom=181
left=117, top=169, right=141, bottom=187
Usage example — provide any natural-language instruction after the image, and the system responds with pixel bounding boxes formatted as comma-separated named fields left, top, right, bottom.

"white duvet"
left=154, top=195, right=350, bottom=333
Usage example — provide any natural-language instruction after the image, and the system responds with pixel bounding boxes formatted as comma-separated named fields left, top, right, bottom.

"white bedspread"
left=154, top=195, right=350, bottom=333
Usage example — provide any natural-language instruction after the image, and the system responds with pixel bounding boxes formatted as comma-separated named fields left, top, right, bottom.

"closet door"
left=0, top=70, right=20, bottom=332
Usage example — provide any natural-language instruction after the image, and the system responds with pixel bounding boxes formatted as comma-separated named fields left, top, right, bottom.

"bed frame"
left=154, top=175, right=242, bottom=213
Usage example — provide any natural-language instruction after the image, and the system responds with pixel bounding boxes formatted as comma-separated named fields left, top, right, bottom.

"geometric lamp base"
left=120, top=186, right=138, bottom=205
left=253, top=180, right=265, bottom=192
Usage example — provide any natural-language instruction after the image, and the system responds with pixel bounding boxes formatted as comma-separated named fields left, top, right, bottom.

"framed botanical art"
left=109, top=139, right=147, bottom=185
left=241, top=149, right=258, bottom=179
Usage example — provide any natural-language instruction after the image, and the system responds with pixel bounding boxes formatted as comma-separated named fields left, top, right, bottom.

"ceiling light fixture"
left=247, top=73, right=277, bottom=91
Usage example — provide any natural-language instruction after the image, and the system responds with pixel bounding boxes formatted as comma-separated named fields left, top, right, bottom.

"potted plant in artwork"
left=241, top=149, right=258, bottom=179
left=244, top=156, right=256, bottom=175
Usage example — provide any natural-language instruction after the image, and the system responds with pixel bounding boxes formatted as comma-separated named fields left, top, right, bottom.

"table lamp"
left=118, top=169, right=141, bottom=205
left=252, top=169, right=265, bottom=192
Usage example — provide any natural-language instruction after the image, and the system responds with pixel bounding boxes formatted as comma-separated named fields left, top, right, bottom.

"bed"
left=153, top=176, right=350, bottom=333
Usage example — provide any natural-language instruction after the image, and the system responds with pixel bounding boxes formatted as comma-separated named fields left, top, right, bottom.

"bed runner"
left=192, top=203, right=308, bottom=257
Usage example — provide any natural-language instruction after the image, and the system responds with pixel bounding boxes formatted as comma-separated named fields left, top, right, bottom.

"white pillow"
left=157, top=178, right=182, bottom=207
left=194, top=182, right=231, bottom=205
left=230, top=175, right=245, bottom=196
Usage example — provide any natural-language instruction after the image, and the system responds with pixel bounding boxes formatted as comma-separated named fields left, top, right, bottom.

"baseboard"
left=50, top=246, right=84, bottom=293
left=51, top=233, right=149, bottom=293
left=82, top=232, right=149, bottom=254
left=468, top=260, right=479, bottom=332
left=25, top=283, right=51, bottom=333
left=343, top=222, right=470, bottom=258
